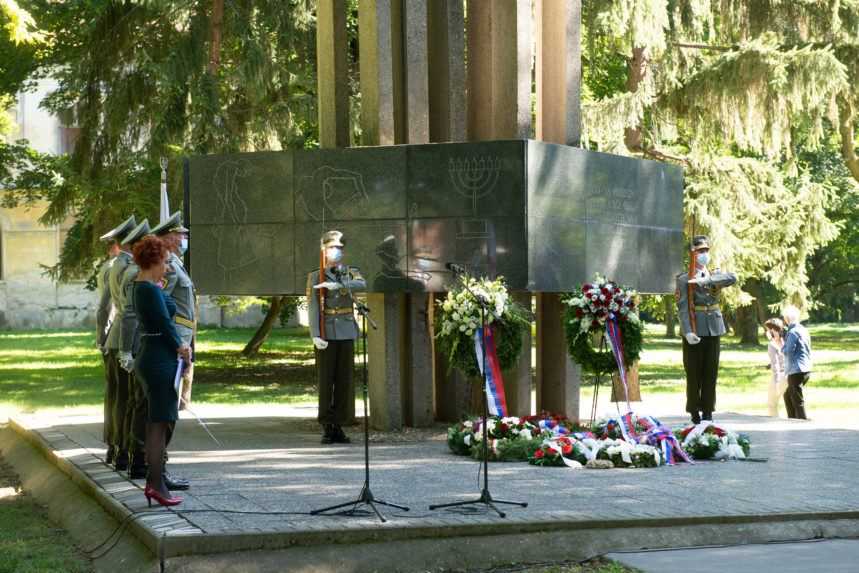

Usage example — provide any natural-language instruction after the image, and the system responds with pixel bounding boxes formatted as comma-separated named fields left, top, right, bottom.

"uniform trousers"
left=107, top=350, right=131, bottom=453
left=125, top=372, right=149, bottom=462
left=683, top=335, right=721, bottom=414
left=784, top=372, right=809, bottom=420
left=316, top=340, right=354, bottom=425
left=102, top=352, right=115, bottom=445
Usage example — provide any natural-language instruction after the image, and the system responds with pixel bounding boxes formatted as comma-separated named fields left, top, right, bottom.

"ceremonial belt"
left=694, top=304, right=720, bottom=312
left=324, top=307, right=354, bottom=316
left=175, top=315, right=196, bottom=329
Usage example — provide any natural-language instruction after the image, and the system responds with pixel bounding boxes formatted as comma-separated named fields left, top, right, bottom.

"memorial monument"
left=183, top=0, right=684, bottom=429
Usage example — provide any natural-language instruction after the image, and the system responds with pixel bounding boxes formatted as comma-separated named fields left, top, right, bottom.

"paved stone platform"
left=8, top=411, right=859, bottom=571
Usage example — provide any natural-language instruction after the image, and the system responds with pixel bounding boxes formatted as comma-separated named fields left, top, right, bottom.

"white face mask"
left=326, top=247, right=343, bottom=263
left=696, top=252, right=710, bottom=267
left=178, top=237, right=188, bottom=255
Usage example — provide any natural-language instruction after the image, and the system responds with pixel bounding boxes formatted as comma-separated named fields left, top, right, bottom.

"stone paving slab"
left=607, top=539, right=859, bottom=573
left=11, top=411, right=859, bottom=560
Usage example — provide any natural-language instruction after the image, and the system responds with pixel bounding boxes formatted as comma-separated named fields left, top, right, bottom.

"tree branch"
left=837, top=96, right=859, bottom=184
left=642, top=146, right=690, bottom=165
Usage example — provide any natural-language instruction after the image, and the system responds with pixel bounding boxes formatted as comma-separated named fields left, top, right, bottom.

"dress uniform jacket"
left=307, top=267, right=366, bottom=340
left=163, top=252, right=196, bottom=346
left=119, top=262, right=143, bottom=356
left=105, top=251, right=133, bottom=351
left=95, top=258, right=115, bottom=349
left=676, top=270, right=737, bottom=337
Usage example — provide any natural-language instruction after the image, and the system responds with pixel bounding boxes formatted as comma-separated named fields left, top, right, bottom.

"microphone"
left=445, top=262, right=467, bottom=275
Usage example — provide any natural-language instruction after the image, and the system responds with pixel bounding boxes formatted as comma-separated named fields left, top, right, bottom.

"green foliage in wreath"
left=564, top=316, right=643, bottom=375
left=434, top=279, right=530, bottom=378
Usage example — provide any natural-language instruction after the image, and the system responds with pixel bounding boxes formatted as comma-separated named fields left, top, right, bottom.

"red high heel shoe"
left=144, top=485, right=183, bottom=507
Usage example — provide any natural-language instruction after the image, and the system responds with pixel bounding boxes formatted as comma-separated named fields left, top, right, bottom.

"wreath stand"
left=587, top=334, right=612, bottom=426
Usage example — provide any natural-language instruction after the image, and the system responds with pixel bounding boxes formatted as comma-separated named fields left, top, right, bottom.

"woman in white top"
left=764, top=318, right=787, bottom=417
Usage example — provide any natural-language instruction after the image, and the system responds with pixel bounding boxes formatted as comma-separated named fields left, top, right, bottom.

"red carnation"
left=582, top=284, right=592, bottom=293
left=576, top=308, right=584, bottom=318
left=534, top=449, right=544, bottom=459
left=591, top=319, right=599, bottom=328
left=562, top=444, right=573, bottom=455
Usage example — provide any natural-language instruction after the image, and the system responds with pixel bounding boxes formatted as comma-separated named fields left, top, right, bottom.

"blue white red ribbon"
left=605, top=314, right=630, bottom=408
left=474, top=326, right=508, bottom=417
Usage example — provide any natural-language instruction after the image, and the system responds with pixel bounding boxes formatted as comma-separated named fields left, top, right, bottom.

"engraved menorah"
left=448, top=156, right=502, bottom=215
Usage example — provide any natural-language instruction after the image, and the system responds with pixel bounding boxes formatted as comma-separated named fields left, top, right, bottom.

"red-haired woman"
left=131, top=235, right=191, bottom=507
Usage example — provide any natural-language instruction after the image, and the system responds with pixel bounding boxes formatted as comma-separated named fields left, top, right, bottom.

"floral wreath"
left=434, top=275, right=530, bottom=378
left=562, top=274, right=643, bottom=374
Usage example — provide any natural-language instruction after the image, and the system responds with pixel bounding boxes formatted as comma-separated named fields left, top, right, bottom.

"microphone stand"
left=310, top=265, right=409, bottom=523
left=429, top=267, right=527, bottom=518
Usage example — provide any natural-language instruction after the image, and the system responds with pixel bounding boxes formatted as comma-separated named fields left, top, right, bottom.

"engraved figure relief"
left=297, top=166, right=369, bottom=223
left=212, top=160, right=275, bottom=284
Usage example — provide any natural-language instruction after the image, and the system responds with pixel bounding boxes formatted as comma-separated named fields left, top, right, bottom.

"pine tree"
left=582, top=0, right=858, bottom=341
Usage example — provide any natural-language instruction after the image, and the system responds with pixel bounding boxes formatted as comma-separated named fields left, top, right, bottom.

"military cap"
left=121, top=219, right=151, bottom=246
left=99, top=215, right=136, bottom=242
left=150, top=211, right=189, bottom=236
left=690, top=235, right=710, bottom=252
left=320, top=230, right=345, bottom=249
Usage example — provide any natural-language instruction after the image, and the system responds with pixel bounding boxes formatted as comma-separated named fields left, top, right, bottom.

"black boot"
left=690, top=412, right=701, bottom=425
left=321, top=424, right=335, bottom=444
left=105, top=446, right=116, bottom=466
left=127, top=451, right=148, bottom=480
left=113, top=450, right=129, bottom=472
left=163, top=470, right=190, bottom=491
left=702, top=411, right=713, bottom=422
left=332, top=425, right=351, bottom=444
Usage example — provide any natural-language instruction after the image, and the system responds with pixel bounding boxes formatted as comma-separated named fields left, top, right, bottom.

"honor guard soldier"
left=105, top=219, right=147, bottom=471
left=676, top=235, right=737, bottom=424
left=307, top=230, right=366, bottom=444
left=117, top=219, right=152, bottom=478
left=150, top=212, right=193, bottom=490
left=97, top=215, right=136, bottom=465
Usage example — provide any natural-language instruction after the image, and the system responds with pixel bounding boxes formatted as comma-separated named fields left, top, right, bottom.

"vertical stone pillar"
left=464, top=0, right=533, bottom=418
left=317, top=0, right=350, bottom=148
left=536, top=0, right=582, bottom=145
left=360, top=0, right=406, bottom=429
left=427, top=2, right=468, bottom=422
left=466, top=0, right=532, bottom=140
left=535, top=0, right=583, bottom=422
left=316, top=0, right=354, bottom=420
left=427, top=0, right=466, bottom=142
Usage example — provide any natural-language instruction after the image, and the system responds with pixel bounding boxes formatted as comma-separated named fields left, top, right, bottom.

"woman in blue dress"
left=131, top=236, right=191, bottom=507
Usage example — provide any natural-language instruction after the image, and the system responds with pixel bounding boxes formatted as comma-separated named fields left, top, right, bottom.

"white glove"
left=118, top=351, right=135, bottom=372
left=313, top=281, right=342, bottom=290
left=685, top=332, right=701, bottom=345
left=312, top=337, right=329, bottom=350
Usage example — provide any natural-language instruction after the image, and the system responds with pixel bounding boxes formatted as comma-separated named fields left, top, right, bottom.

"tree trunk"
left=735, top=278, right=765, bottom=345
left=838, top=96, right=859, bottom=184
left=208, top=0, right=224, bottom=75
left=663, top=295, right=676, bottom=338
left=623, top=47, right=648, bottom=153
left=242, top=296, right=285, bottom=357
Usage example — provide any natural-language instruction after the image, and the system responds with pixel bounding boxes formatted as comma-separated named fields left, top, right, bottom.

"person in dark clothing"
left=131, top=236, right=191, bottom=507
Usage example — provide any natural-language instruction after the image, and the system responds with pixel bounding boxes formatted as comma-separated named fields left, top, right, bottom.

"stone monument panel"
left=294, top=221, right=408, bottom=293
left=190, top=223, right=294, bottom=295
left=408, top=217, right=528, bottom=292
left=189, top=152, right=293, bottom=226
left=294, top=146, right=408, bottom=223
left=406, top=141, right=525, bottom=219
left=187, top=140, right=684, bottom=295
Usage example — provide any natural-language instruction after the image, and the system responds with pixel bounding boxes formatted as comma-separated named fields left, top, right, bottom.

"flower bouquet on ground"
left=674, top=422, right=751, bottom=460
left=595, top=439, right=662, bottom=468
left=562, top=274, right=643, bottom=376
left=434, top=275, right=530, bottom=379
left=529, top=436, right=586, bottom=467
left=447, top=413, right=585, bottom=462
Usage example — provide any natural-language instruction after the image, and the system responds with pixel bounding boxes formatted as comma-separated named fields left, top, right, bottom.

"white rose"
left=520, top=429, right=533, bottom=441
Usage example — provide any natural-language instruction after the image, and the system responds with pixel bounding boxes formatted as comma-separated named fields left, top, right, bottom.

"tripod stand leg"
left=491, top=499, right=528, bottom=507
left=365, top=501, right=387, bottom=523
left=373, top=498, right=410, bottom=511
left=428, top=499, right=477, bottom=510
left=310, top=499, right=365, bottom=515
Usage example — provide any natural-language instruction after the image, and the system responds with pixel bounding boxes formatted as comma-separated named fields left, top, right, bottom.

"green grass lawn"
left=0, top=455, right=92, bottom=573
left=0, top=323, right=857, bottom=420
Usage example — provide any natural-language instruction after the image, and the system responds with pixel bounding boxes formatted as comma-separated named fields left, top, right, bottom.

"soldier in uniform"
left=117, top=219, right=152, bottom=478
left=150, top=212, right=193, bottom=490
left=97, top=215, right=136, bottom=465
left=307, top=230, right=366, bottom=444
left=106, top=220, right=148, bottom=471
left=676, top=235, right=737, bottom=424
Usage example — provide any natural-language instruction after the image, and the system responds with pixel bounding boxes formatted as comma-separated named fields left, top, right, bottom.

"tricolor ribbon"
left=474, top=326, right=508, bottom=417
left=605, top=314, right=631, bottom=409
